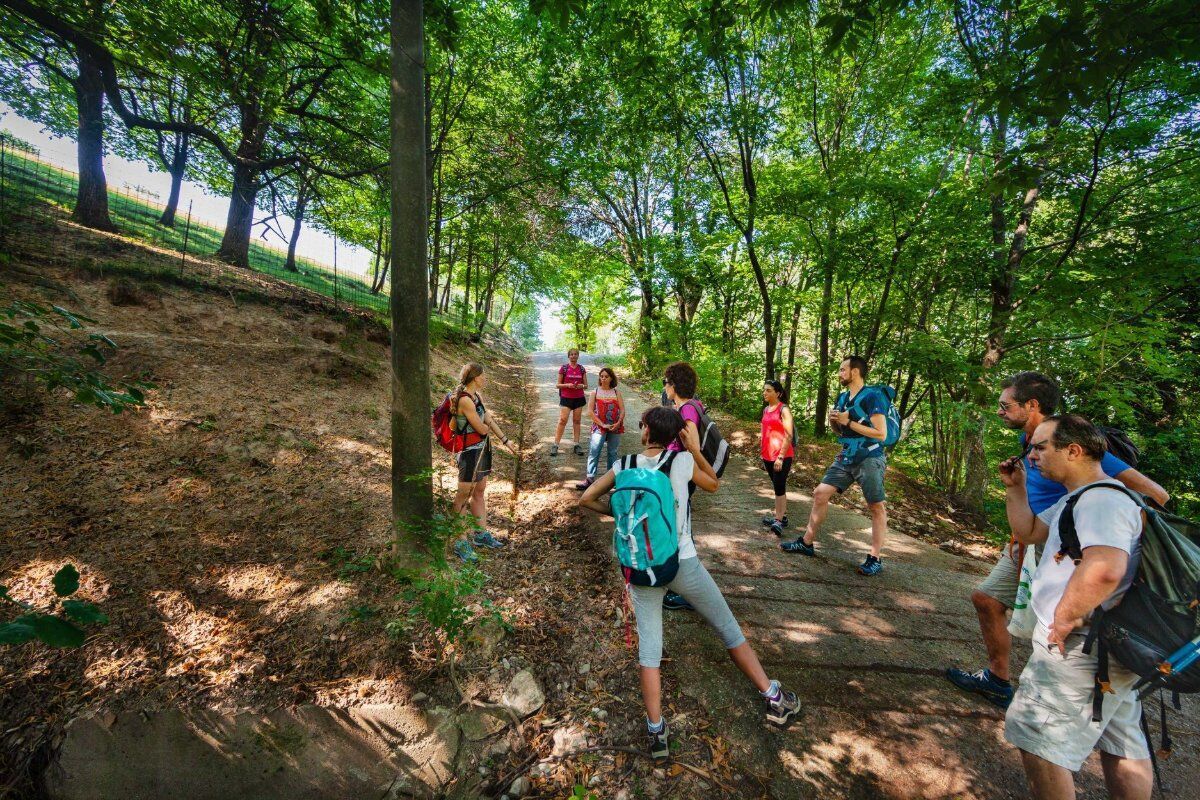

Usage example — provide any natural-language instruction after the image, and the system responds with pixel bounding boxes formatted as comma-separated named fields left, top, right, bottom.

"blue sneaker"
left=663, top=592, right=693, bottom=611
left=453, top=539, right=478, bottom=563
left=945, top=667, right=1014, bottom=709
left=857, top=555, right=883, bottom=575
left=781, top=538, right=815, bottom=556
left=471, top=530, right=507, bottom=549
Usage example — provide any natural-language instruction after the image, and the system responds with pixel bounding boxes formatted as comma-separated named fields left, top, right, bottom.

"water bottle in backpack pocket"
left=610, top=452, right=680, bottom=587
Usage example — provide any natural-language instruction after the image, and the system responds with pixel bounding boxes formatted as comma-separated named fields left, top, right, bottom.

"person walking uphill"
left=450, top=363, right=518, bottom=563
left=552, top=348, right=588, bottom=457
left=946, top=372, right=1169, bottom=709
left=1000, top=414, right=1153, bottom=800
left=576, top=367, right=625, bottom=491
left=782, top=356, right=889, bottom=576
left=578, top=406, right=801, bottom=762
left=759, top=380, right=795, bottom=537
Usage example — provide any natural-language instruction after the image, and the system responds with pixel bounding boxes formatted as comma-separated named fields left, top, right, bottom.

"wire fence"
left=0, top=140, right=495, bottom=329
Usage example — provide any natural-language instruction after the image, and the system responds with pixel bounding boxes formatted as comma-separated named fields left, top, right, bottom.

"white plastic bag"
left=1007, top=544, right=1039, bottom=640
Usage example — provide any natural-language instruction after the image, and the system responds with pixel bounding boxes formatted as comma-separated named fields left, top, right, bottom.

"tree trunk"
left=158, top=133, right=189, bottom=227
left=813, top=253, right=835, bottom=436
left=784, top=300, right=801, bottom=402
left=284, top=183, right=309, bottom=272
left=216, top=104, right=266, bottom=268
left=439, top=235, right=455, bottom=311
left=429, top=156, right=443, bottom=309
left=390, top=0, right=434, bottom=558
left=71, top=48, right=115, bottom=232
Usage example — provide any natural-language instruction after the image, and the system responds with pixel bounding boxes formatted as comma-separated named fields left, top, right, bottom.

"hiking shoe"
left=765, top=688, right=802, bottom=727
left=780, top=538, right=815, bottom=556
left=663, top=592, right=694, bottom=611
left=761, top=515, right=789, bottom=528
left=573, top=443, right=584, bottom=456
left=575, top=478, right=594, bottom=491
left=769, top=520, right=785, bottom=538
left=453, top=539, right=477, bottom=563
left=647, top=721, right=670, bottom=762
left=945, top=667, right=1014, bottom=709
left=471, top=530, right=507, bottom=549
left=857, top=555, right=883, bottom=576
left=550, top=443, right=559, bottom=457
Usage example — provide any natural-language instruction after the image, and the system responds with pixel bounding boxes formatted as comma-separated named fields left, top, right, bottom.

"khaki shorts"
left=1004, top=625, right=1149, bottom=771
left=976, top=545, right=1037, bottom=610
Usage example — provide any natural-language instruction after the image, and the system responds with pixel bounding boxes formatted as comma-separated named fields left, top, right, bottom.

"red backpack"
left=432, top=391, right=486, bottom=452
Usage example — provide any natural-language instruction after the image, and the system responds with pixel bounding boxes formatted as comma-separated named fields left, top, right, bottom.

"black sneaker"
left=573, top=443, right=584, bottom=456
left=945, top=667, right=1014, bottom=709
left=761, top=514, right=789, bottom=528
left=662, top=592, right=693, bottom=611
left=857, top=555, right=883, bottom=576
left=769, top=520, right=785, bottom=537
left=647, top=721, right=670, bottom=761
left=780, top=538, right=815, bottom=556
left=765, top=688, right=802, bottom=727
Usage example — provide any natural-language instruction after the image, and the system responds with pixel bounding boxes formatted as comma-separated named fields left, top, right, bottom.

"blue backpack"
left=610, top=452, right=680, bottom=587
left=835, top=385, right=901, bottom=462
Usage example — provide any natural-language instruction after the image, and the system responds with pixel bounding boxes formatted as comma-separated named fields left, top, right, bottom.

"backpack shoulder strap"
left=1059, top=483, right=1146, bottom=564
left=657, top=450, right=679, bottom=475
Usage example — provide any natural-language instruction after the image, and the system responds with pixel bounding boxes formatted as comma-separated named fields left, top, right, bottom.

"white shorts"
left=1004, top=624, right=1150, bottom=771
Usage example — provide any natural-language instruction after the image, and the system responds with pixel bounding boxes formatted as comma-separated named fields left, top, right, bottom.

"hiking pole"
left=1136, top=633, right=1200, bottom=698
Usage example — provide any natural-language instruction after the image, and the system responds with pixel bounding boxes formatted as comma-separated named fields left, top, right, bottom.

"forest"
left=4, top=0, right=1196, bottom=528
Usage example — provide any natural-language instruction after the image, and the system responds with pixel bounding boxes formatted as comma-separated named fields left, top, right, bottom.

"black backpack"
left=682, top=399, right=729, bottom=478
left=1097, top=425, right=1141, bottom=468
left=1057, top=484, right=1200, bottom=761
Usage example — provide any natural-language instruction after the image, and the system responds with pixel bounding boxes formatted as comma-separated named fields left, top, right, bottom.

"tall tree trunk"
left=71, top=48, right=115, bottom=231
left=813, top=251, right=835, bottom=436
left=158, top=133, right=189, bottom=227
left=428, top=156, right=444, bottom=309
left=216, top=104, right=265, bottom=267
left=461, top=234, right=474, bottom=326
left=784, top=300, right=801, bottom=402
left=370, top=217, right=385, bottom=290
left=390, top=0, right=433, bottom=556
left=440, top=235, right=455, bottom=311
left=284, top=182, right=309, bottom=272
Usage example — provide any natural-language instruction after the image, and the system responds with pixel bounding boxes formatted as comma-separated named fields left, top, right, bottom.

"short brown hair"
left=1045, top=414, right=1108, bottom=461
left=641, top=406, right=685, bottom=447
left=599, top=367, right=619, bottom=387
left=663, top=361, right=698, bottom=399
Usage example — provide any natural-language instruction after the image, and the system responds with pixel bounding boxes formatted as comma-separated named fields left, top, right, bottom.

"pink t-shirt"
left=559, top=363, right=586, bottom=399
left=667, top=399, right=703, bottom=452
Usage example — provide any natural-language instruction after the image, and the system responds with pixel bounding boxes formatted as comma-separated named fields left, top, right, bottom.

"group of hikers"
left=434, top=351, right=1190, bottom=800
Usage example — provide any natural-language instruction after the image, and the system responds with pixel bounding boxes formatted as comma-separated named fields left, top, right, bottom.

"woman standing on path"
left=759, top=380, right=796, bottom=537
left=578, top=407, right=802, bottom=761
left=452, top=363, right=517, bottom=562
left=552, top=348, right=588, bottom=457
left=576, top=366, right=625, bottom=491
left=662, top=361, right=704, bottom=611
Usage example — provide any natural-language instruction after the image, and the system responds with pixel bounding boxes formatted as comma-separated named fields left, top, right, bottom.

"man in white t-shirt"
left=1000, top=414, right=1151, bottom=800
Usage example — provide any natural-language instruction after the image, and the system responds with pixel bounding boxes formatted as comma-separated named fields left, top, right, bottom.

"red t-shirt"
left=761, top=403, right=794, bottom=460
left=559, top=363, right=586, bottom=399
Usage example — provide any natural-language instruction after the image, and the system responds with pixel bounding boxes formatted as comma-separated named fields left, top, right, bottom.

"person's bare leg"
left=1100, top=752, right=1153, bottom=800
left=1019, top=750, right=1076, bottom=800
left=453, top=482, right=473, bottom=516
left=803, top=484, right=837, bottom=545
left=639, top=666, right=662, bottom=724
left=572, top=407, right=583, bottom=444
left=727, top=642, right=772, bottom=692
left=554, top=407, right=569, bottom=445
left=470, top=477, right=488, bottom=530
left=774, top=493, right=787, bottom=521
left=972, top=589, right=1012, bottom=680
left=867, top=501, right=887, bottom=557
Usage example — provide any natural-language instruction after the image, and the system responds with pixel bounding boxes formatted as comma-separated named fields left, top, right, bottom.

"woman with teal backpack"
left=578, top=406, right=801, bottom=762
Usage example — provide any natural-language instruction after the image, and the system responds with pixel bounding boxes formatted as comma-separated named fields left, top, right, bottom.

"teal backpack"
left=835, top=385, right=901, bottom=462
left=610, top=452, right=680, bottom=587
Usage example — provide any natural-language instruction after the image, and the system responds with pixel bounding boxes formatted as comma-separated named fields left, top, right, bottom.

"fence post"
left=333, top=235, right=340, bottom=309
left=0, top=140, right=7, bottom=252
left=179, top=200, right=193, bottom=278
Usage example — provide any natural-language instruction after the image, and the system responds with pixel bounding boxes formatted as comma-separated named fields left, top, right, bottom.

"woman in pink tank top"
left=576, top=366, right=625, bottom=489
left=552, top=348, right=588, bottom=457
left=760, top=380, right=795, bottom=537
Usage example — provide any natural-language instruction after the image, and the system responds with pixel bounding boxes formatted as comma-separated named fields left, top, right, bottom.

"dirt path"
left=529, top=352, right=1197, bottom=799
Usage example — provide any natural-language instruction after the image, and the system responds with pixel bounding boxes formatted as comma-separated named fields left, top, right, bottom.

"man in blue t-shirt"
left=781, top=355, right=889, bottom=576
left=946, top=371, right=1169, bottom=709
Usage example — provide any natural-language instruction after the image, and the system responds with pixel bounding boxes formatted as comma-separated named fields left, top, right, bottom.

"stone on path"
left=501, top=669, right=545, bottom=718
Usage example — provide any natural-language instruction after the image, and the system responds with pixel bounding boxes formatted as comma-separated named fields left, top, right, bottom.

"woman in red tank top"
left=760, top=380, right=795, bottom=537
left=576, top=367, right=625, bottom=489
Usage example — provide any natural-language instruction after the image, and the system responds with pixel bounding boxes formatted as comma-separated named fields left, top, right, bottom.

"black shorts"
left=559, top=396, right=587, bottom=410
left=457, top=441, right=492, bottom=483
left=763, top=457, right=794, bottom=497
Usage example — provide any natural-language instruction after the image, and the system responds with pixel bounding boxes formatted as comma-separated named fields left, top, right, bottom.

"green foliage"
left=390, top=562, right=506, bottom=647
left=0, top=565, right=108, bottom=649
left=0, top=299, right=152, bottom=414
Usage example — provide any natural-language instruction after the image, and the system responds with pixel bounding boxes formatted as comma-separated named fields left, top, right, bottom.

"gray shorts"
left=1005, top=625, right=1149, bottom=771
left=628, top=557, right=746, bottom=669
left=977, top=544, right=1040, bottom=610
left=821, top=456, right=886, bottom=504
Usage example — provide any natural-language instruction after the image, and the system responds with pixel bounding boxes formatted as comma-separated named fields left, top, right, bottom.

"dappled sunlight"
left=215, top=564, right=305, bottom=620
left=150, top=589, right=265, bottom=684
left=0, top=558, right=112, bottom=604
